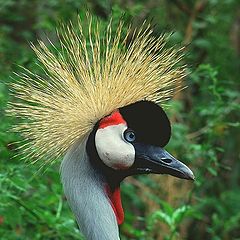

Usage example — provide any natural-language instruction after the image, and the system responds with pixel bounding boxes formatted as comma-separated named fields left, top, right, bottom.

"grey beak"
left=132, top=143, right=195, bottom=180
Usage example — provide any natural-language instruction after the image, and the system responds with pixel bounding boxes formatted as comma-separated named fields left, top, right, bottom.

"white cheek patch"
left=95, top=124, right=135, bottom=170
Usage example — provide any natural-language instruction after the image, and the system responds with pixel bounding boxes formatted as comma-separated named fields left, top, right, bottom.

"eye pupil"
left=124, top=129, right=136, bottom=143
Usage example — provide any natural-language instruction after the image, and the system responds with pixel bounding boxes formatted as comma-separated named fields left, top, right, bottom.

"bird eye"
left=124, top=129, right=136, bottom=143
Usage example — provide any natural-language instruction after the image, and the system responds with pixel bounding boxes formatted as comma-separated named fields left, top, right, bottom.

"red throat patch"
left=105, top=185, right=124, bottom=225
left=99, top=111, right=126, bottom=129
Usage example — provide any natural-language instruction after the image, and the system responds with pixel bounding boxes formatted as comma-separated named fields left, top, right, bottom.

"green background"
left=0, top=0, right=239, bottom=239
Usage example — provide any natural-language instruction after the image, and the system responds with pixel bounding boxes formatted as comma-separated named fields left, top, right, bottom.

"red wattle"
left=105, top=185, right=124, bottom=225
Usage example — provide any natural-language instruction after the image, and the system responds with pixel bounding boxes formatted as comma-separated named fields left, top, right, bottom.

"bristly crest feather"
left=8, top=16, right=186, bottom=165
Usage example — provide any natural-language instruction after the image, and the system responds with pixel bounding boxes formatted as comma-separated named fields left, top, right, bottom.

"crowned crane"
left=9, top=17, right=194, bottom=240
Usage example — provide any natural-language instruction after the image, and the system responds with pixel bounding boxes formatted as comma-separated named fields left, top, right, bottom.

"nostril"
left=161, top=158, right=172, bottom=164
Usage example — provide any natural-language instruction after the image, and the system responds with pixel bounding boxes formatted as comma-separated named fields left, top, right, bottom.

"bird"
left=9, top=16, right=194, bottom=240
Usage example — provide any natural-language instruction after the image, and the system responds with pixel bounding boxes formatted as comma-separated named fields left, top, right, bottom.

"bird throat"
left=105, top=184, right=124, bottom=225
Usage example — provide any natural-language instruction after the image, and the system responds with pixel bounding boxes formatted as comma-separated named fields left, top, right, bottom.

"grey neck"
left=60, top=138, right=120, bottom=240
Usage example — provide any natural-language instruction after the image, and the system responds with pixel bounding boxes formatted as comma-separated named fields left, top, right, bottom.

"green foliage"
left=146, top=203, right=196, bottom=240
left=0, top=0, right=239, bottom=239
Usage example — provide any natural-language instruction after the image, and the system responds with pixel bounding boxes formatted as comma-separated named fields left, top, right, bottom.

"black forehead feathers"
left=119, top=101, right=171, bottom=147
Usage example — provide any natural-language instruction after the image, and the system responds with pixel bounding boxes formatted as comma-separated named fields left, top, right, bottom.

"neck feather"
left=60, top=138, right=120, bottom=240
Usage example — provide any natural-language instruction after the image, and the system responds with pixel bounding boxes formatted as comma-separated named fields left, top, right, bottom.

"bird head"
left=9, top=18, right=189, bottom=167
left=87, top=100, right=194, bottom=187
